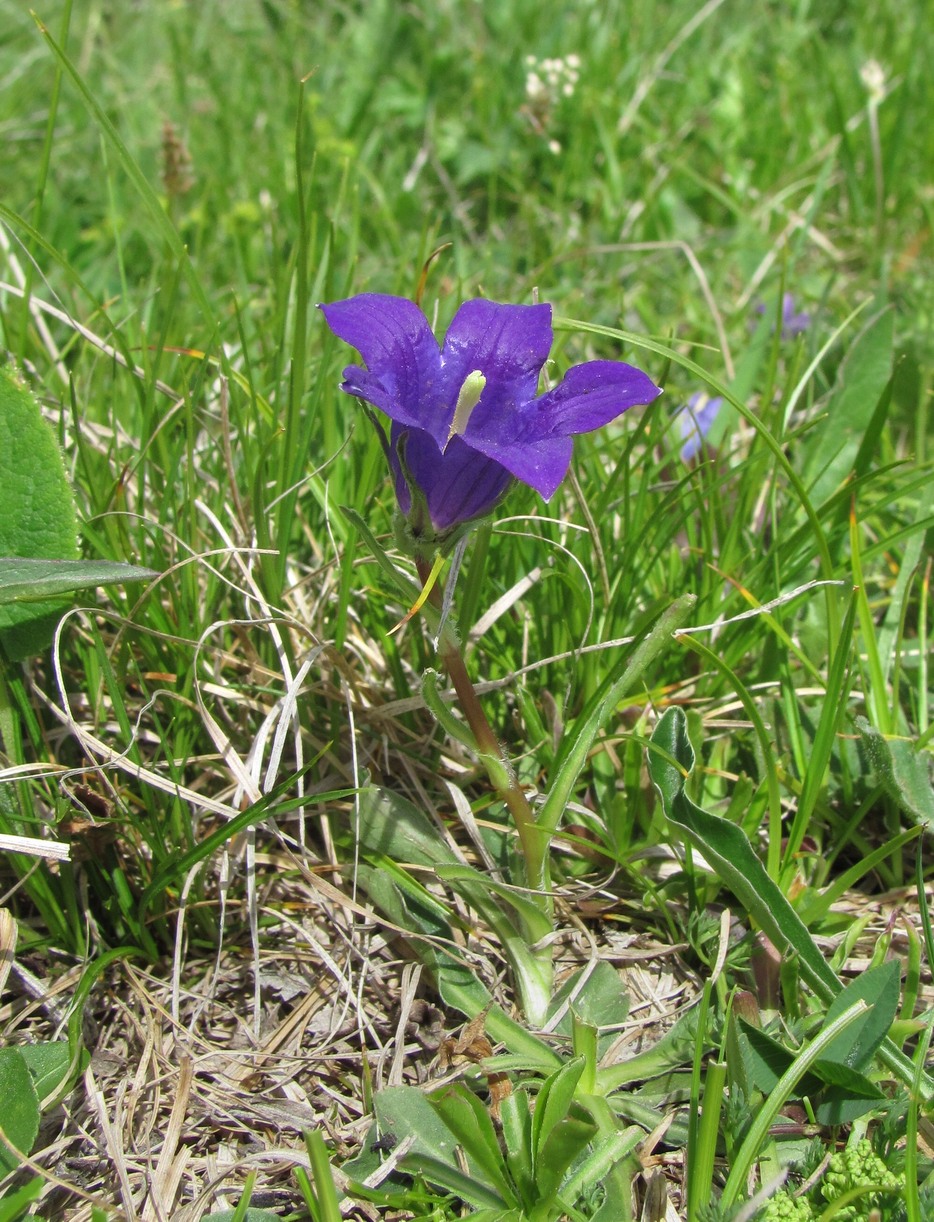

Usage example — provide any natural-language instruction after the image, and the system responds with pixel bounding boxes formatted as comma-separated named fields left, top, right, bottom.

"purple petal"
left=461, top=433, right=574, bottom=500
left=781, top=293, right=810, bottom=337
left=318, top=294, right=443, bottom=432
left=437, top=300, right=553, bottom=437
left=390, top=425, right=515, bottom=530
left=678, top=392, right=723, bottom=462
left=520, top=361, right=661, bottom=438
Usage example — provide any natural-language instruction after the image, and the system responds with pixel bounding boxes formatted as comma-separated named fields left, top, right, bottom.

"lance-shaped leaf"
left=0, top=365, right=78, bottom=659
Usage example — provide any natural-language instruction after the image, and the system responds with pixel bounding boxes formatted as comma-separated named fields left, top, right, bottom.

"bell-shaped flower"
left=319, top=293, right=661, bottom=549
left=677, top=392, right=724, bottom=462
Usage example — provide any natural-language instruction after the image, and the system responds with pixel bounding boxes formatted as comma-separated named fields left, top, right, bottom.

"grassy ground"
left=1, top=0, right=933, bottom=1218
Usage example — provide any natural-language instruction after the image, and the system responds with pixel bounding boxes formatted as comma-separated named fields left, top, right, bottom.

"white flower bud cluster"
left=522, top=54, right=581, bottom=153
left=859, top=58, right=886, bottom=104
left=524, top=53, right=581, bottom=103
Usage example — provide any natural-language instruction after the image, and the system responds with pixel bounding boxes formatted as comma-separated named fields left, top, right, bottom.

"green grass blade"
left=32, top=15, right=219, bottom=339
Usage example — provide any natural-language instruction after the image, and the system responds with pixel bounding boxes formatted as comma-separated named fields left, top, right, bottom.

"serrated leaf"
left=0, top=1047, right=40, bottom=1176
left=0, top=557, right=156, bottom=604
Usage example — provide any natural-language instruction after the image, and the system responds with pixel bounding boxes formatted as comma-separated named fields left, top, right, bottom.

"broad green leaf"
left=355, top=863, right=558, bottom=1071
left=356, top=788, right=555, bottom=1033
left=735, top=1021, right=883, bottom=1122
left=356, top=785, right=464, bottom=869
left=811, top=1067, right=886, bottom=1126
left=499, top=1091, right=534, bottom=1206
left=649, top=708, right=840, bottom=996
left=0, top=1177, right=43, bottom=1221
left=804, top=308, right=894, bottom=503
left=857, top=716, right=934, bottom=828
left=532, top=1057, right=585, bottom=1161
left=435, top=865, right=552, bottom=943
left=819, top=959, right=901, bottom=1070
left=0, top=364, right=78, bottom=659
left=536, top=1115, right=599, bottom=1201
left=430, top=1085, right=519, bottom=1207
left=559, top=1128, right=643, bottom=1204
left=0, top=557, right=156, bottom=605
left=721, top=1001, right=871, bottom=1206
left=547, top=961, right=630, bottom=1032
left=369, top=1086, right=509, bottom=1210
left=808, top=1060, right=885, bottom=1095
left=16, top=1040, right=71, bottom=1103
left=737, top=1022, right=796, bottom=1094
left=0, top=1047, right=40, bottom=1176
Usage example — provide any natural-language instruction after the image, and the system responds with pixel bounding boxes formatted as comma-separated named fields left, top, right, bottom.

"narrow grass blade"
left=538, top=593, right=696, bottom=837
left=32, top=16, right=219, bottom=338
left=780, top=586, right=859, bottom=880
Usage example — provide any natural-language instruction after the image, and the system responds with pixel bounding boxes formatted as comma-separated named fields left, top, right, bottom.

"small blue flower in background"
left=757, top=292, right=811, bottom=339
left=320, top=293, right=661, bottom=547
left=677, top=392, right=723, bottom=463
left=780, top=292, right=810, bottom=337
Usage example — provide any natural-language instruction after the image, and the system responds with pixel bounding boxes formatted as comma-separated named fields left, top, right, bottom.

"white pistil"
left=444, top=370, right=486, bottom=451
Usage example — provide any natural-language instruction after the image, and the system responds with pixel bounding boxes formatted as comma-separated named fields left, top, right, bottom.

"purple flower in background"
left=677, top=392, right=723, bottom=462
left=757, top=292, right=811, bottom=339
left=319, top=293, right=661, bottom=548
left=780, top=292, right=810, bottom=337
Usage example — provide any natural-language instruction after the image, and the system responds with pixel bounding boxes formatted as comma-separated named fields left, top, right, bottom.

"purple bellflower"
left=780, top=292, right=811, bottom=337
left=677, top=392, right=724, bottom=463
left=319, top=293, right=661, bottom=551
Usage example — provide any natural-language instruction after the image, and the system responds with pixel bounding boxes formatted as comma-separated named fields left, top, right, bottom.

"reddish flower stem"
left=416, top=555, right=545, bottom=891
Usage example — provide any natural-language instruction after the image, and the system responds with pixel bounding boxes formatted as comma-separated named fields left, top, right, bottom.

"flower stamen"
left=444, top=370, right=486, bottom=451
